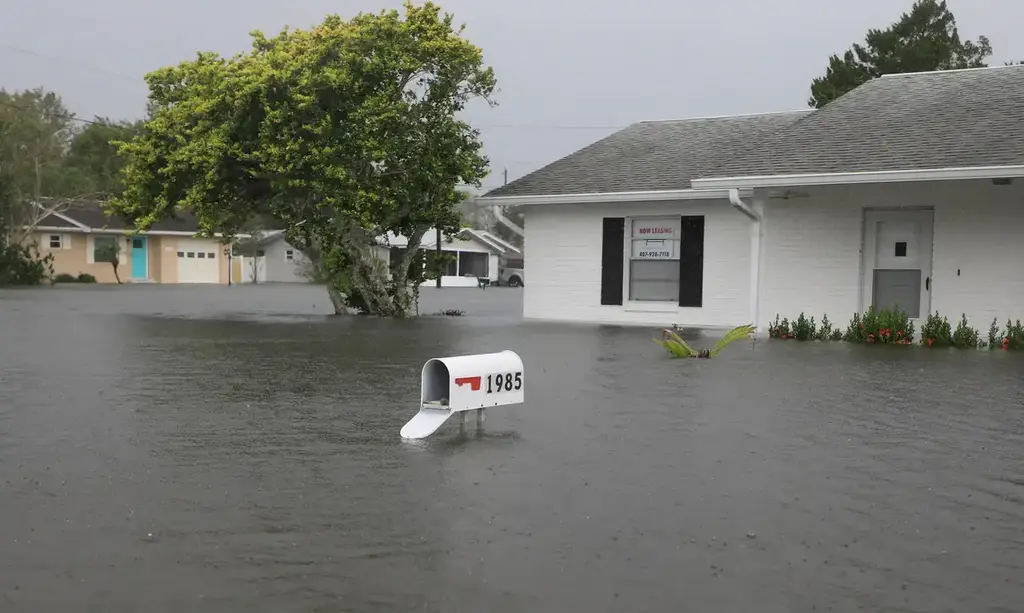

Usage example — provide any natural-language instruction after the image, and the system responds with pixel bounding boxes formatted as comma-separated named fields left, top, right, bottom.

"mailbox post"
left=400, top=350, right=524, bottom=439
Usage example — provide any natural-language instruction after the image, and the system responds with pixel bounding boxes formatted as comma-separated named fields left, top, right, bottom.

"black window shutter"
left=678, top=216, right=704, bottom=307
left=600, top=217, right=625, bottom=305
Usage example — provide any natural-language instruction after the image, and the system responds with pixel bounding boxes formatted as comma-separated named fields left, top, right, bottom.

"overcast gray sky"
left=2, top=0, right=1021, bottom=191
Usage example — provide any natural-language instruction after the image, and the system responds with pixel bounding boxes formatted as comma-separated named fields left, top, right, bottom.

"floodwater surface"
left=1, top=284, right=1023, bottom=612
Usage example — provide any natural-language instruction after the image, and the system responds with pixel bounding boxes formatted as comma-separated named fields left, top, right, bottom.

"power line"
left=0, top=43, right=145, bottom=85
left=0, top=100, right=106, bottom=125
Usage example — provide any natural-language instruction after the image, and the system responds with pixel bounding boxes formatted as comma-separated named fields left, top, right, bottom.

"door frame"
left=130, top=236, right=149, bottom=279
left=860, top=207, right=934, bottom=324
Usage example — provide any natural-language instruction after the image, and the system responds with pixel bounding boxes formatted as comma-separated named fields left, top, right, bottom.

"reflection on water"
left=1, top=284, right=1023, bottom=612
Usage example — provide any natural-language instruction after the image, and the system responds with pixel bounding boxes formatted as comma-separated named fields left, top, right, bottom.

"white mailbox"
left=400, top=350, right=524, bottom=439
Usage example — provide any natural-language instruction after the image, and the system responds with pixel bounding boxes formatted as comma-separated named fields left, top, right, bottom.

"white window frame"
left=43, top=233, right=71, bottom=250
left=285, top=249, right=294, bottom=261
left=622, top=216, right=681, bottom=312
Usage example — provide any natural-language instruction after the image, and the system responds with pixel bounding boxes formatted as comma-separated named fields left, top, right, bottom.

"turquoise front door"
left=130, top=237, right=148, bottom=279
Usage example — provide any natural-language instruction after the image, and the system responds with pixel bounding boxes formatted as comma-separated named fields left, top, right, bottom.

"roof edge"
left=691, top=165, right=1024, bottom=189
left=638, top=109, right=813, bottom=124
left=477, top=187, right=751, bottom=207
left=879, top=64, right=1024, bottom=79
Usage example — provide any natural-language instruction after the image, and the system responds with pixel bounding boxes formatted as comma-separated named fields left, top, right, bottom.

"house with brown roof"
left=480, top=64, right=1024, bottom=337
left=33, top=201, right=241, bottom=284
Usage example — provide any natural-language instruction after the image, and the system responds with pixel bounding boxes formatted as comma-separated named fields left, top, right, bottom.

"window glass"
left=628, top=218, right=680, bottom=302
left=458, top=251, right=488, bottom=277
left=93, top=236, right=117, bottom=263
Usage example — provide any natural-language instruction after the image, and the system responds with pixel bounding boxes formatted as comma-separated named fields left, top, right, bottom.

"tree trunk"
left=326, top=284, right=347, bottom=315
left=112, top=262, right=122, bottom=284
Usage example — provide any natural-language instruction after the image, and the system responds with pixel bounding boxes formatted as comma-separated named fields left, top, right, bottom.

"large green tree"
left=110, top=1, right=497, bottom=315
left=0, top=88, right=77, bottom=237
left=808, top=0, right=991, bottom=108
left=63, top=118, right=143, bottom=196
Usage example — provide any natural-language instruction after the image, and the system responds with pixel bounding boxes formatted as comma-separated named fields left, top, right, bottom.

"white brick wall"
left=758, top=179, right=1024, bottom=333
left=522, top=199, right=753, bottom=327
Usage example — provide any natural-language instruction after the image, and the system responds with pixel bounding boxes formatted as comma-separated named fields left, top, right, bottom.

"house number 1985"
left=486, top=372, right=522, bottom=393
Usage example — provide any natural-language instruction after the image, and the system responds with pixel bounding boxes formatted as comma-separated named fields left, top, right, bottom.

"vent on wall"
left=992, top=178, right=1013, bottom=186
left=767, top=189, right=810, bottom=200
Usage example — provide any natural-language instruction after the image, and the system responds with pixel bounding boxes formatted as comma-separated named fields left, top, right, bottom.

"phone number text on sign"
left=637, top=250, right=671, bottom=258
left=486, top=372, right=523, bottom=393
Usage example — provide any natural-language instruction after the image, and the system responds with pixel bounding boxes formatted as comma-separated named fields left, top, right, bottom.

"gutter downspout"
left=491, top=206, right=525, bottom=239
left=729, top=189, right=763, bottom=335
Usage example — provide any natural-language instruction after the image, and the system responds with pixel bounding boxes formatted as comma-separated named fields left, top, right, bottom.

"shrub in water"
left=950, top=314, right=982, bottom=349
left=988, top=318, right=1001, bottom=350
left=1002, top=319, right=1024, bottom=350
left=767, top=315, right=792, bottom=339
left=844, top=306, right=914, bottom=344
left=0, top=243, right=54, bottom=286
left=792, top=312, right=816, bottom=341
left=920, top=312, right=953, bottom=347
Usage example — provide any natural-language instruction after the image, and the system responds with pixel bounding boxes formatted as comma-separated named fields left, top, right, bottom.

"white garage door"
left=176, top=239, right=220, bottom=284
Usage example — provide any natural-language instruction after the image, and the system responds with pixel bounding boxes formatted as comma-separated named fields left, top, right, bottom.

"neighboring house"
left=480, top=64, right=1024, bottom=335
left=383, top=227, right=522, bottom=287
left=32, top=201, right=239, bottom=284
left=230, top=230, right=307, bottom=284
left=239, top=227, right=520, bottom=286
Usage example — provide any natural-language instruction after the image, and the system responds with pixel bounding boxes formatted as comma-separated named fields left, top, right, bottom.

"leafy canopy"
left=110, top=1, right=496, bottom=315
left=808, top=0, right=991, bottom=108
left=0, top=88, right=137, bottom=249
left=112, top=8, right=489, bottom=241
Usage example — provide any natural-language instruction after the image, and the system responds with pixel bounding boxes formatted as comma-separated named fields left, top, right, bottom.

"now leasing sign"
left=631, top=218, right=680, bottom=259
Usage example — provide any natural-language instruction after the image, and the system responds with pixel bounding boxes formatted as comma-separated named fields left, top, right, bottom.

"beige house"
left=32, top=202, right=239, bottom=284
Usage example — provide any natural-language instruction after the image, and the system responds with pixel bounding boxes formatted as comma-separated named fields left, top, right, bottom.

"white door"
left=862, top=209, right=933, bottom=322
left=176, top=239, right=221, bottom=284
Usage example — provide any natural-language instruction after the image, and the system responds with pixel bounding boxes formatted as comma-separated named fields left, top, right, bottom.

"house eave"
left=690, top=165, right=1024, bottom=190
left=477, top=188, right=749, bottom=207
left=25, top=226, right=249, bottom=239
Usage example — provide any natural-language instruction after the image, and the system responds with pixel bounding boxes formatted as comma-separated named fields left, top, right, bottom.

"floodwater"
left=1, top=284, right=1023, bottom=613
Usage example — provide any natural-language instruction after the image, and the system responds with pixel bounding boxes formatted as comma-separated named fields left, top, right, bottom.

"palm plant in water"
left=654, top=324, right=755, bottom=359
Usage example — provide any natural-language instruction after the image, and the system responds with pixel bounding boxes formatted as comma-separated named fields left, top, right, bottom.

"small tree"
left=808, top=0, right=992, bottom=108
left=94, top=241, right=122, bottom=284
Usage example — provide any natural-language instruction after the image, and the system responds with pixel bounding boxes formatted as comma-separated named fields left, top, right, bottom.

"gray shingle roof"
left=481, top=110, right=810, bottom=198
left=40, top=201, right=202, bottom=233
left=699, top=65, right=1024, bottom=179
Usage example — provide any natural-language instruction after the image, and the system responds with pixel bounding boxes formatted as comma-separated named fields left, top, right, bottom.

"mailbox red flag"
left=454, top=376, right=481, bottom=391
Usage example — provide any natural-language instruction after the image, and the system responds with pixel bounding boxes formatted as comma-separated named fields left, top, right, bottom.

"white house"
left=479, top=65, right=1024, bottom=336
left=229, top=230, right=307, bottom=283
left=240, top=227, right=521, bottom=286
left=383, top=227, right=521, bottom=287
left=478, top=108, right=810, bottom=327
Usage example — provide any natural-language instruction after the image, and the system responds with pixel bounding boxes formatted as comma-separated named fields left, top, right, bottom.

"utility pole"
left=435, top=226, right=442, bottom=288
left=503, top=167, right=508, bottom=185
